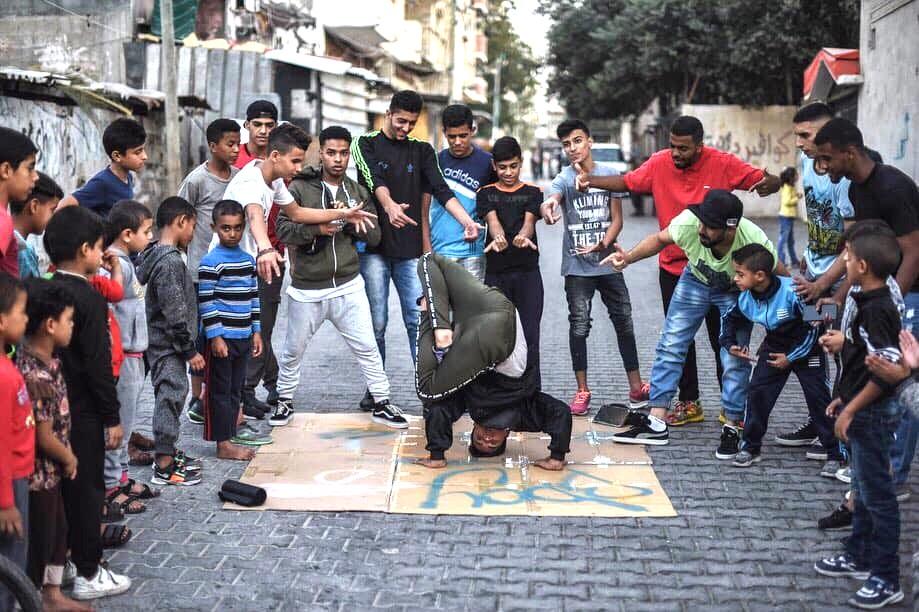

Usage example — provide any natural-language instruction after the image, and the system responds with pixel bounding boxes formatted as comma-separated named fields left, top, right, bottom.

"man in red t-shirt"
left=559, top=116, right=779, bottom=426
left=235, top=100, right=284, bottom=411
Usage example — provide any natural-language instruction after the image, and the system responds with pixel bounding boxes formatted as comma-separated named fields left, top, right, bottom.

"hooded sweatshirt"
left=110, top=246, right=148, bottom=353
left=136, top=243, right=198, bottom=360
left=277, top=166, right=381, bottom=291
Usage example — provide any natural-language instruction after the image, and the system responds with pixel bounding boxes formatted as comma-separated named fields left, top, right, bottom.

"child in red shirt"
left=0, top=272, right=34, bottom=611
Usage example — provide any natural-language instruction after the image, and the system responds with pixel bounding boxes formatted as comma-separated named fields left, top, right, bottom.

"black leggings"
left=28, top=485, right=68, bottom=587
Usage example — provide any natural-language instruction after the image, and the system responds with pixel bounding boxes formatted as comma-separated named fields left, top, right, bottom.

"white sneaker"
left=62, top=560, right=77, bottom=587
left=71, top=563, right=131, bottom=600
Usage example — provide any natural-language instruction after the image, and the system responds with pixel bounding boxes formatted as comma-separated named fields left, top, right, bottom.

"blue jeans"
left=891, top=291, right=919, bottom=486
left=360, top=253, right=421, bottom=365
left=846, top=401, right=902, bottom=585
left=649, top=270, right=751, bottom=420
left=776, top=216, right=798, bottom=266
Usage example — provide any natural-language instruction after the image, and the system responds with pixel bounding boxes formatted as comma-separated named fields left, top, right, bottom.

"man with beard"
left=601, top=190, right=786, bottom=459
left=564, top=116, right=780, bottom=428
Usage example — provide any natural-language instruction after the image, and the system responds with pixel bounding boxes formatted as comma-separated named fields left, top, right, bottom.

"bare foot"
left=216, top=442, right=256, bottom=461
left=415, top=457, right=447, bottom=469
left=43, top=586, right=94, bottom=611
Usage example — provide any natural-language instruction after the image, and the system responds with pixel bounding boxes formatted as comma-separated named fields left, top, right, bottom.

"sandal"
left=105, top=488, right=146, bottom=516
left=129, top=431, right=155, bottom=451
left=121, top=479, right=160, bottom=500
left=101, top=498, right=125, bottom=524
left=101, top=524, right=132, bottom=548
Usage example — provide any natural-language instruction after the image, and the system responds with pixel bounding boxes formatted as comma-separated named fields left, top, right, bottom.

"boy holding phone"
left=720, top=244, right=841, bottom=472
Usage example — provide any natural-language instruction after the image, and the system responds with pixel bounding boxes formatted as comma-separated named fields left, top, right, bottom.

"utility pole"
left=160, top=0, right=181, bottom=196
left=492, top=53, right=504, bottom=138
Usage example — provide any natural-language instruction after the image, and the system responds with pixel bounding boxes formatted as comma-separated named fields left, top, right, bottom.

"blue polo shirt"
left=429, top=146, right=495, bottom=258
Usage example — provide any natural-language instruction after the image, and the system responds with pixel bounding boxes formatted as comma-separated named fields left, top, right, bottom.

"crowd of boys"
left=0, top=91, right=916, bottom=609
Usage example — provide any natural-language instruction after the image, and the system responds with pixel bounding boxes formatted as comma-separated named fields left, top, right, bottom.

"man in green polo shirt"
left=602, top=189, right=785, bottom=459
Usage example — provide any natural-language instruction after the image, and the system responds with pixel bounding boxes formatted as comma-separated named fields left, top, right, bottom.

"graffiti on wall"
left=0, top=97, right=107, bottom=195
left=703, top=129, right=796, bottom=167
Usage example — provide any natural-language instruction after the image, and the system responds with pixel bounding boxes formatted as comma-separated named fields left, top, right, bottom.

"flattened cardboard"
left=226, top=412, right=676, bottom=517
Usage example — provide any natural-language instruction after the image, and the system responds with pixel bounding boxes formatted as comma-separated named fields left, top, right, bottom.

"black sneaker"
left=715, top=425, right=741, bottom=460
left=848, top=576, right=904, bottom=609
left=151, top=460, right=201, bottom=486
left=775, top=419, right=818, bottom=446
left=371, top=400, right=409, bottom=429
left=806, top=440, right=829, bottom=461
left=269, top=398, right=294, bottom=427
left=187, top=398, right=204, bottom=424
left=242, top=391, right=271, bottom=414
left=359, top=389, right=375, bottom=412
left=175, top=450, right=202, bottom=473
left=814, top=553, right=869, bottom=579
left=242, top=402, right=265, bottom=421
left=732, top=449, right=762, bottom=467
left=610, top=414, right=669, bottom=445
left=817, top=504, right=853, bottom=531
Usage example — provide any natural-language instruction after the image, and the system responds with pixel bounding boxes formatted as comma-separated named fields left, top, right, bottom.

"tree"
left=480, top=0, right=540, bottom=136
left=541, top=0, right=860, bottom=120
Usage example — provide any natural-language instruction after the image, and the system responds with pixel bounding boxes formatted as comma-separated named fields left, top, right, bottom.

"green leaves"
left=542, top=0, right=859, bottom=119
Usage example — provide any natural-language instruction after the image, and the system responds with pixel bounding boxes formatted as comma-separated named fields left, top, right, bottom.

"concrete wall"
left=0, top=97, right=168, bottom=208
left=858, top=0, right=919, bottom=179
left=682, top=104, right=798, bottom=218
left=0, top=0, right=131, bottom=82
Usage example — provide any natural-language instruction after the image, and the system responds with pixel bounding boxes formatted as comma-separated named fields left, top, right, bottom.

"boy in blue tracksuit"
left=720, top=244, right=841, bottom=471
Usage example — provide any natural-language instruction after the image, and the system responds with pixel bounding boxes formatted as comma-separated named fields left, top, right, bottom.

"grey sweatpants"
left=104, top=355, right=145, bottom=487
left=150, top=351, right=189, bottom=456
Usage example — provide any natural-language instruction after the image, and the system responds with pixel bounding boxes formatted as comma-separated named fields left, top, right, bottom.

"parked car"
left=591, top=143, right=629, bottom=175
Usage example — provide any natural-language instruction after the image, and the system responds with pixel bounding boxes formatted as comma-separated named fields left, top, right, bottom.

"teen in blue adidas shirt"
left=426, top=104, right=496, bottom=281
left=720, top=244, right=841, bottom=471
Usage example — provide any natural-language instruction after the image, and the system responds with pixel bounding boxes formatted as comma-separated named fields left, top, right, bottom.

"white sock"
left=647, top=414, right=667, bottom=431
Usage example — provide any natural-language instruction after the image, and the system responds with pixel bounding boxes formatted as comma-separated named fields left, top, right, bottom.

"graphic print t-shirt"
left=549, top=164, right=626, bottom=277
left=668, top=209, right=777, bottom=292
left=800, top=152, right=853, bottom=277
left=430, top=146, right=495, bottom=258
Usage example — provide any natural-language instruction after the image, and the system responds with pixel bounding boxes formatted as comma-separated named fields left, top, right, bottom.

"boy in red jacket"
left=0, top=272, right=33, bottom=611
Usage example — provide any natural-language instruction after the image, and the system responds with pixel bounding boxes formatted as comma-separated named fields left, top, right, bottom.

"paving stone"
left=93, top=216, right=915, bottom=610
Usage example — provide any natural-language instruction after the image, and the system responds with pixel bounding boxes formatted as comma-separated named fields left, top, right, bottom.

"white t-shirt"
left=209, top=160, right=294, bottom=258
left=494, top=312, right=527, bottom=378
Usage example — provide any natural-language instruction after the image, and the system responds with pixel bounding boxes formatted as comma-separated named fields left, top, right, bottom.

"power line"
left=38, top=0, right=128, bottom=36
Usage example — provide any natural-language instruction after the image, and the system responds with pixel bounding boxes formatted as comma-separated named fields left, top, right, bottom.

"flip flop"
left=121, top=479, right=160, bottom=500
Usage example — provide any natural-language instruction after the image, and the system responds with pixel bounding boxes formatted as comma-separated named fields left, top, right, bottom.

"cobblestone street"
left=101, top=213, right=916, bottom=611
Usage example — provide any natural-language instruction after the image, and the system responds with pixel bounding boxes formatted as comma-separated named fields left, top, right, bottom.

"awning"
left=265, top=49, right=352, bottom=75
left=803, top=48, right=862, bottom=102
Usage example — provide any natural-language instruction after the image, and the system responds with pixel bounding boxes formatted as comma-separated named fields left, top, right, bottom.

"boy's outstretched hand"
left=819, top=329, right=844, bottom=354
left=599, top=244, right=630, bottom=271
left=766, top=353, right=790, bottom=369
left=0, top=507, right=23, bottom=539
left=187, top=352, right=205, bottom=371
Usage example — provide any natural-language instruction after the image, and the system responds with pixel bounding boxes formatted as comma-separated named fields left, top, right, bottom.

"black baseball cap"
left=687, top=189, right=743, bottom=229
left=246, top=100, right=278, bottom=121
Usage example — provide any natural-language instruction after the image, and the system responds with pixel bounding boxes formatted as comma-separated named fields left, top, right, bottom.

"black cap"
left=687, top=189, right=743, bottom=229
left=246, top=100, right=278, bottom=121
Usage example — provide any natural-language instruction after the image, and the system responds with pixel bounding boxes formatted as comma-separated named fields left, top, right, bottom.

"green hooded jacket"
left=276, top=166, right=380, bottom=290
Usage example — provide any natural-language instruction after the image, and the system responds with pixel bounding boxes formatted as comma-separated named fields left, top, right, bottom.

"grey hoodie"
left=110, top=246, right=148, bottom=353
left=136, top=243, right=198, bottom=360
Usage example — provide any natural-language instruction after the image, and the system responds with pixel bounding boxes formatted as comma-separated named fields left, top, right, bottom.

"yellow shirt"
left=779, top=183, right=798, bottom=218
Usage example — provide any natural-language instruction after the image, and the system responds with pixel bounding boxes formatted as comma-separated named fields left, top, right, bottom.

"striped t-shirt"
left=198, top=244, right=260, bottom=340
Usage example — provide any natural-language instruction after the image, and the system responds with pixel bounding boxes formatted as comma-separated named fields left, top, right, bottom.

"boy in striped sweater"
left=198, top=200, right=264, bottom=460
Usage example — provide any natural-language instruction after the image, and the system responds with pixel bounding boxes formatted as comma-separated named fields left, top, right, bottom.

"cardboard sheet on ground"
left=226, top=413, right=676, bottom=517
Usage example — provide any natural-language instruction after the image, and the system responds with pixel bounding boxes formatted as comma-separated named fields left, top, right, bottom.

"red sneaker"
left=628, top=382, right=650, bottom=409
left=569, top=390, right=592, bottom=416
